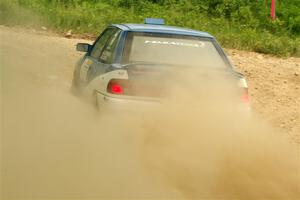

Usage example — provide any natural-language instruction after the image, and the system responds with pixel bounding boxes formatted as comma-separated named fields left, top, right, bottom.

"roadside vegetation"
left=1, top=0, right=300, bottom=57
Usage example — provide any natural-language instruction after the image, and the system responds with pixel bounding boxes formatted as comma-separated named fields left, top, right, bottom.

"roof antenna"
left=144, top=18, right=165, bottom=25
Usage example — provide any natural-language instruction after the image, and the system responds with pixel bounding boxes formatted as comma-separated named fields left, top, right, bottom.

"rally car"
left=71, top=18, right=249, bottom=110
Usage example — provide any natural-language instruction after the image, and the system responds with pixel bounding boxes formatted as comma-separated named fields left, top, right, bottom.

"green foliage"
left=0, top=0, right=299, bottom=56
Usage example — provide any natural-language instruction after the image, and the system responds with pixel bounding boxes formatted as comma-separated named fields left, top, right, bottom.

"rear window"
left=123, top=32, right=228, bottom=68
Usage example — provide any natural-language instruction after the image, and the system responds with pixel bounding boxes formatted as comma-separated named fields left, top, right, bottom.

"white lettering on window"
left=144, top=40, right=205, bottom=47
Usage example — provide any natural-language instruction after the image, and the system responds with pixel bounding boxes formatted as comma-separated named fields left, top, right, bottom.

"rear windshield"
left=122, top=32, right=228, bottom=68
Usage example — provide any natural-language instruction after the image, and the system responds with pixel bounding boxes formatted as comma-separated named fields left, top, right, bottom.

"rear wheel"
left=93, top=90, right=100, bottom=110
left=70, top=78, right=80, bottom=96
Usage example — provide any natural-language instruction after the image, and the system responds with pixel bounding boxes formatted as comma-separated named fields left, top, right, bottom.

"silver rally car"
left=71, top=18, right=249, bottom=110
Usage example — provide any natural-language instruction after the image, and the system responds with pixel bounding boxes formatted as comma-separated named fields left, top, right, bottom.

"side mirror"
left=76, top=43, right=91, bottom=52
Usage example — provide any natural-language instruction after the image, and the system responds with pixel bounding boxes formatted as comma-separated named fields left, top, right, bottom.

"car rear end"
left=93, top=26, right=250, bottom=112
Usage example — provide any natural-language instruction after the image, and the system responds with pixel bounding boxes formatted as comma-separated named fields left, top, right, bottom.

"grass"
left=1, top=0, right=299, bottom=57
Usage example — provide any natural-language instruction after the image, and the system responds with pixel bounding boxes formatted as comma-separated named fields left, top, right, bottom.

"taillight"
left=241, top=87, right=249, bottom=103
left=107, top=79, right=127, bottom=95
left=106, top=78, right=162, bottom=97
left=238, top=77, right=249, bottom=103
left=110, top=83, right=123, bottom=94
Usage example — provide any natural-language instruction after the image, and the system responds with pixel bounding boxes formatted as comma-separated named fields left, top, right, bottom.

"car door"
left=79, top=28, right=121, bottom=85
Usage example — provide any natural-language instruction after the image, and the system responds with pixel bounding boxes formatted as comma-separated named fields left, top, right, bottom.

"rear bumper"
left=95, top=92, right=252, bottom=116
left=95, top=92, right=160, bottom=112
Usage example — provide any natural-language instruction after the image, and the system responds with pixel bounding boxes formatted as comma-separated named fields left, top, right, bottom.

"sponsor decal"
left=144, top=40, right=205, bottom=47
left=80, top=59, right=92, bottom=81
left=86, top=59, right=93, bottom=65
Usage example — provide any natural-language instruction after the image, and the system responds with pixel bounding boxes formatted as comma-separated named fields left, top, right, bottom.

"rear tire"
left=71, top=77, right=83, bottom=96
left=93, top=91, right=100, bottom=111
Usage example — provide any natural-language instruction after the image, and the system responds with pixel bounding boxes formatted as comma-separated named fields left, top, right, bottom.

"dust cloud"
left=139, top=73, right=300, bottom=199
left=1, top=26, right=299, bottom=199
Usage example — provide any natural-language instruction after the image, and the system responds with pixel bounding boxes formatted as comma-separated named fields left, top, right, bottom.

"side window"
left=90, top=28, right=114, bottom=59
left=99, top=29, right=121, bottom=64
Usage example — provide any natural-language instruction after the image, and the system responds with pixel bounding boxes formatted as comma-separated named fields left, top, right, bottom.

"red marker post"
left=271, top=0, right=276, bottom=20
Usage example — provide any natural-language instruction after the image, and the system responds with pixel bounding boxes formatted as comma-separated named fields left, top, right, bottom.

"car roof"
left=112, top=23, right=213, bottom=38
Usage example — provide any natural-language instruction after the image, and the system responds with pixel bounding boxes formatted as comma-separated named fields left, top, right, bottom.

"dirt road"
left=1, top=26, right=299, bottom=199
